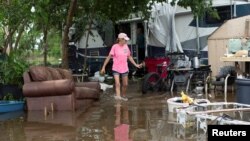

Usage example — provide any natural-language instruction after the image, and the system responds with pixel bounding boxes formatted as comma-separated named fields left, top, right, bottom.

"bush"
left=0, top=51, right=29, bottom=87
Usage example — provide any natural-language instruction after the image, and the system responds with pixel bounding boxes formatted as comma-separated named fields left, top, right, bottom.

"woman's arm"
left=100, top=55, right=112, bottom=74
left=128, top=56, right=141, bottom=68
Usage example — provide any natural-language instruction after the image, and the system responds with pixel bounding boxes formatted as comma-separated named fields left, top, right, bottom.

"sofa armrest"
left=23, top=79, right=74, bottom=97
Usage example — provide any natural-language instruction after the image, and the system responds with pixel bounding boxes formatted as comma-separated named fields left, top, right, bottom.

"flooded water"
left=0, top=80, right=245, bottom=141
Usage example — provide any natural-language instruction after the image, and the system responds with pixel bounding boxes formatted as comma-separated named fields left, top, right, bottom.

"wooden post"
left=245, top=19, right=250, bottom=37
left=44, top=106, right=47, bottom=118
left=51, top=103, right=54, bottom=112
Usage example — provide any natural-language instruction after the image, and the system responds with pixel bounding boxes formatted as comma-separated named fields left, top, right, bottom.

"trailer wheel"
left=142, top=72, right=161, bottom=94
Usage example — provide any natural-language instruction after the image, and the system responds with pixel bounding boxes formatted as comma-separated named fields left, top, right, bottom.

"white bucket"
left=167, top=97, right=189, bottom=113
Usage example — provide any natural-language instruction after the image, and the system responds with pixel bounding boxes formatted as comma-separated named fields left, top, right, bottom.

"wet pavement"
left=0, top=80, right=242, bottom=141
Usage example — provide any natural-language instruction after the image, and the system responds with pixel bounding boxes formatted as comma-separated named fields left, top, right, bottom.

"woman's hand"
left=128, top=56, right=144, bottom=69
left=135, top=63, right=142, bottom=69
left=100, top=68, right=105, bottom=75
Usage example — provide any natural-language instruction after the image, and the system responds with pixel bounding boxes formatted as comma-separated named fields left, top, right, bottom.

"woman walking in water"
left=101, top=33, right=141, bottom=101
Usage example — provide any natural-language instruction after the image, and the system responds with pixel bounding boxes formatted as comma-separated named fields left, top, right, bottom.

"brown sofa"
left=22, top=66, right=100, bottom=111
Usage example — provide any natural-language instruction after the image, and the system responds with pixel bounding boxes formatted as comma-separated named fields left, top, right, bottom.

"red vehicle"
left=141, top=53, right=188, bottom=94
left=141, top=56, right=173, bottom=94
left=141, top=53, right=212, bottom=95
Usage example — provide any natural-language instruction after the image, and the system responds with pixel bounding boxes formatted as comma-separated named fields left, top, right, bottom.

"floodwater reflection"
left=114, top=102, right=131, bottom=141
left=0, top=82, right=240, bottom=141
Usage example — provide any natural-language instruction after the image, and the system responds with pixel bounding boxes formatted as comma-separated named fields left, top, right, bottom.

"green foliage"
left=47, top=30, right=61, bottom=57
left=3, top=93, right=15, bottom=101
left=0, top=0, right=31, bottom=27
left=32, top=0, right=66, bottom=29
left=0, top=0, right=37, bottom=65
left=0, top=51, right=29, bottom=87
left=75, top=0, right=216, bottom=23
left=171, top=0, right=217, bottom=18
left=77, top=0, right=150, bottom=22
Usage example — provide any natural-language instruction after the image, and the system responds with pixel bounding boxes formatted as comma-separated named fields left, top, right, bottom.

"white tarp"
left=147, top=2, right=183, bottom=53
left=78, top=29, right=106, bottom=49
left=68, top=23, right=106, bottom=49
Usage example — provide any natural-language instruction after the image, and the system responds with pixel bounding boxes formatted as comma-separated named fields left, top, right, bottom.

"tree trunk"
left=84, top=25, right=91, bottom=72
left=14, top=25, right=25, bottom=50
left=3, top=26, right=13, bottom=54
left=3, top=21, right=20, bottom=54
left=61, top=0, right=77, bottom=69
left=43, top=26, right=48, bottom=66
left=83, top=15, right=94, bottom=73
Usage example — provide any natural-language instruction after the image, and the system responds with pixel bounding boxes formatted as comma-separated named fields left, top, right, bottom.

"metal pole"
left=230, top=0, right=233, bottom=19
left=196, top=16, right=200, bottom=55
left=130, top=22, right=136, bottom=62
left=233, top=1, right=237, bottom=18
left=144, top=20, right=148, bottom=57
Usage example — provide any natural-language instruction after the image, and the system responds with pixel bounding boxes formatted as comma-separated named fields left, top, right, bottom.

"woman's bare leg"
left=114, top=75, right=121, bottom=97
left=121, top=75, right=128, bottom=97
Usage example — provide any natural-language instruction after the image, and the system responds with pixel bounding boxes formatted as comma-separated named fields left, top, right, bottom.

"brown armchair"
left=22, top=66, right=101, bottom=111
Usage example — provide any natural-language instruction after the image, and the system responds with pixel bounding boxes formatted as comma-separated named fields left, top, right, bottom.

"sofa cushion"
left=48, top=67, right=63, bottom=80
left=57, top=68, right=73, bottom=80
left=29, top=66, right=53, bottom=81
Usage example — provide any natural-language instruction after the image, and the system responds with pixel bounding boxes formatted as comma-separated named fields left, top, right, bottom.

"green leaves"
left=0, top=51, right=29, bottom=87
left=175, top=0, right=214, bottom=18
left=3, top=93, right=15, bottom=101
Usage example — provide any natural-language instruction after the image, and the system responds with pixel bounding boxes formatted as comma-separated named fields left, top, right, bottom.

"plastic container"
left=192, top=56, right=200, bottom=69
left=235, top=79, right=250, bottom=104
left=98, top=76, right=105, bottom=82
left=167, top=97, right=189, bottom=113
left=0, top=101, right=24, bottom=113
